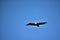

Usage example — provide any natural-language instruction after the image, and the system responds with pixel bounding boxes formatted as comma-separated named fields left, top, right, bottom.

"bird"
left=26, top=22, right=47, bottom=27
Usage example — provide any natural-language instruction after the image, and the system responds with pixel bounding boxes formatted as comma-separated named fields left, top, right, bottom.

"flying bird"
left=26, top=22, right=47, bottom=27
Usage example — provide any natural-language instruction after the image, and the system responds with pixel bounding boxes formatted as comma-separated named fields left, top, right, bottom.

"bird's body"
left=26, top=22, right=47, bottom=27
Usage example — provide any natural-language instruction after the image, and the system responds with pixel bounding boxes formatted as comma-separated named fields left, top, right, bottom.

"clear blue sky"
left=1, top=0, right=60, bottom=40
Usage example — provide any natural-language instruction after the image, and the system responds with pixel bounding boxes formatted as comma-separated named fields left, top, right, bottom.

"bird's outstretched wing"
left=27, top=23, right=36, bottom=25
left=37, top=22, right=47, bottom=25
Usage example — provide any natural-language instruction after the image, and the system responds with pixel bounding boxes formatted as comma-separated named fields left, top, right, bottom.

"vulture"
left=26, top=22, right=47, bottom=27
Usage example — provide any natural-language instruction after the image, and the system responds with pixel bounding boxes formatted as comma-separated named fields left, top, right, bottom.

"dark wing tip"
left=44, top=21, right=47, bottom=23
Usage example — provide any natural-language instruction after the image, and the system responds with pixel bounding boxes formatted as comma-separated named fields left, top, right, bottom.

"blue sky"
left=1, top=0, right=60, bottom=40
